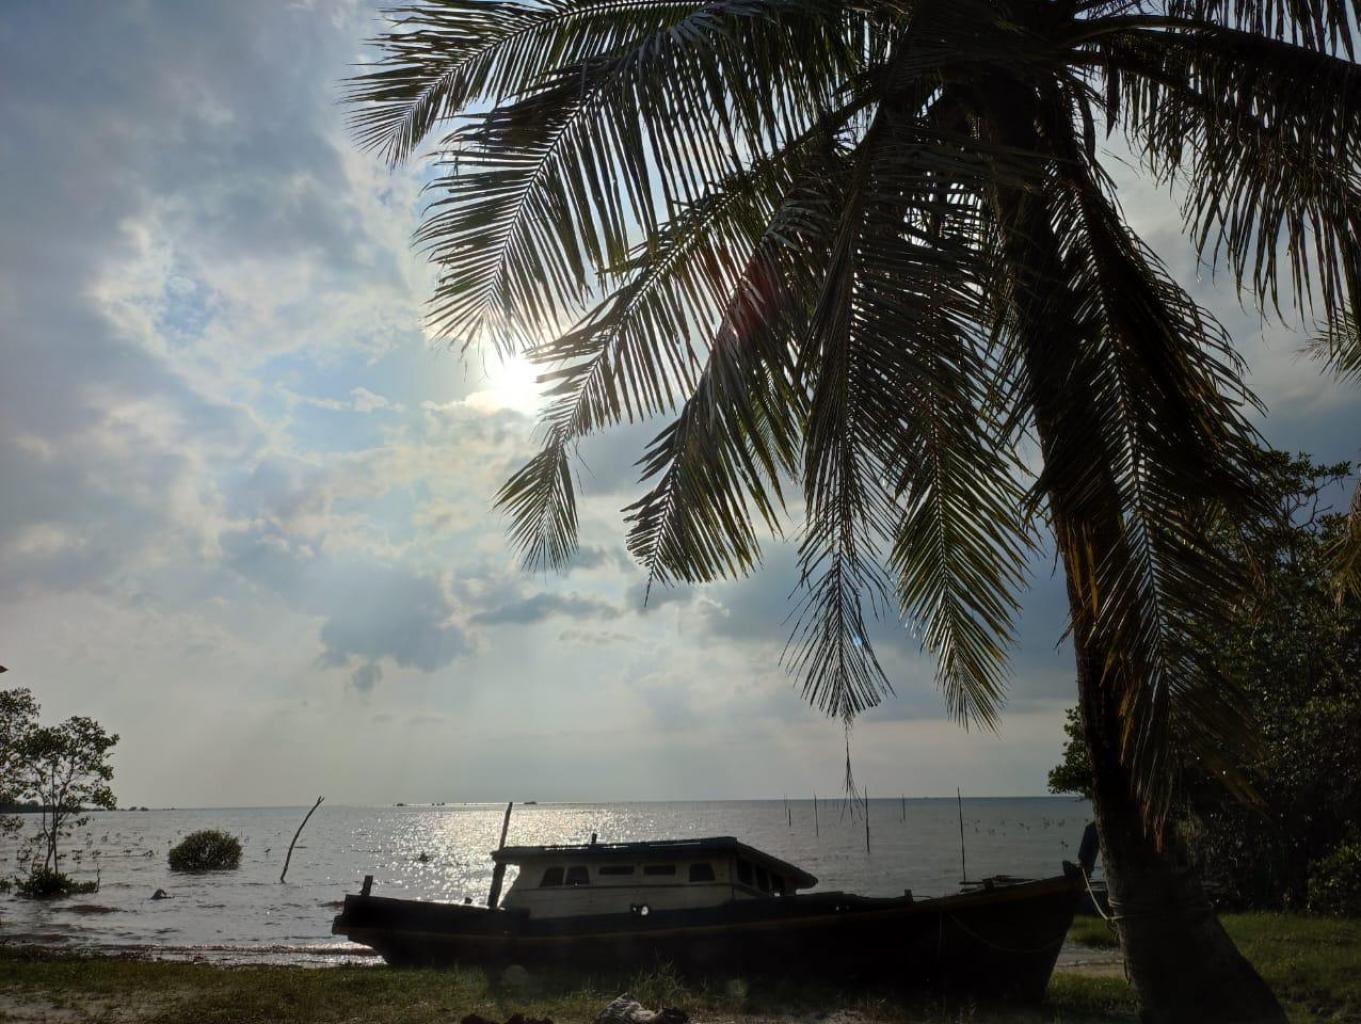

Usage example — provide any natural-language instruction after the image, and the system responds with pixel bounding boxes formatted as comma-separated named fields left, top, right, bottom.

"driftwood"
left=279, top=796, right=324, bottom=883
left=594, top=995, right=689, bottom=1024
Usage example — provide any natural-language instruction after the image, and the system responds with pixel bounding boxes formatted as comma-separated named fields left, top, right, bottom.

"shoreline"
left=0, top=934, right=1116, bottom=971
left=0, top=941, right=1136, bottom=1024
left=3, top=914, right=1356, bottom=1022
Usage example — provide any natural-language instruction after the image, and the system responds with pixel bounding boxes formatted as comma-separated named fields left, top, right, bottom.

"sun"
left=464, top=354, right=545, bottom=417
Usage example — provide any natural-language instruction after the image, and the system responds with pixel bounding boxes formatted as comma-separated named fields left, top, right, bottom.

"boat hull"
left=333, top=869, right=1081, bottom=1001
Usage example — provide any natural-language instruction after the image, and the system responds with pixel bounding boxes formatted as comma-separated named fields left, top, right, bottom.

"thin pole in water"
left=486, top=801, right=514, bottom=909
left=957, top=787, right=968, bottom=883
left=813, top=793, right=819, bottom=837
left=864, top=788, right=871, bottom=854
left=901, top=794, right=906, bottom=822
left=280, top=796, right=324, bottom=884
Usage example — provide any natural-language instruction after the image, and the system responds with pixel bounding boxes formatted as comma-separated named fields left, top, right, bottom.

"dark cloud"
left=351, top=661, right=383, bottom=693
left=472, top=592, right=623, bottom=626
left=221, top=525, right=473, bottom=690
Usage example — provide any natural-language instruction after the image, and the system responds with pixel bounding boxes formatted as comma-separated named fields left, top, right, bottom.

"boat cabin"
left=495, top=836, right=817, bottom=919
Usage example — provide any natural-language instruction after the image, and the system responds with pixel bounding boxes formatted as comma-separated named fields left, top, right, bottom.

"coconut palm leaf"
left=1104, top=22, right=1361, bottom=318
left=351, top=0, right=1361, bottom=835
left=401, top=0, right=866, bottom=348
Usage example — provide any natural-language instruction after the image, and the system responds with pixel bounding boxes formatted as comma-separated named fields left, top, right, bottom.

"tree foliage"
left=0, top=688, right=40, bottom=837
left=0, top=687, right=118, bottom=897
left=1051, top=454, right=1361, bottom=911
left=168, top=829, right=243, bottom=873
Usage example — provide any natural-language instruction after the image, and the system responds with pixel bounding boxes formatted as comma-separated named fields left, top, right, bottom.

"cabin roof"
left=491, top=836, right=818, bottom=888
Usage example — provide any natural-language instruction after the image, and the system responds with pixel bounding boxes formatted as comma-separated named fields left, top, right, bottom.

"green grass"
left=1221, top=913, right=1361, bottom=1023
left=1064, top=916, right=1120, bottom=950
left=1, top=914, right=1356, bottom=1024
left=0, top=948, right=1134, bottom=1024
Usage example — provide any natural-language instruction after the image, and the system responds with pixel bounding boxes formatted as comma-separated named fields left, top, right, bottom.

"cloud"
left=221, top=524, right=474, bottom=690
left=350, top=387, right=395, bottom=413
left=0, top=0, right=1354, bottom=805
left=472, top=592, right=623, bottom=626
left=351, top=661, right=383, bottom=693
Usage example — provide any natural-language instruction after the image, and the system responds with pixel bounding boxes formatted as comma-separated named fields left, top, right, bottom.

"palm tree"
left=347, top=2, right=1359, bottom=1018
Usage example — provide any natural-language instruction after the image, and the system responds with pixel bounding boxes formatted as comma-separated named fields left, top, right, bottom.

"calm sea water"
left=0, top=799, right=1091, bottom=964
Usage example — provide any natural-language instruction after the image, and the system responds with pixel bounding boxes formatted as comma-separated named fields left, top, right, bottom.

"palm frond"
left=399, top=0, right=865, bottom=348
left=1042, top=113, right=1267, bottom=827
left=1104, top=20, right=1361, bottom=320
left=1309, top=309, right=1361, bottom=382
left=495, top=137, right=838, bottom=571
left=1165, top=0, right=1357, bottom=55
left=347, top=0, right=700, bottom=167
left=621, top=157, right=843, bottom=587
left=789, top=114, right=900, bottom=721
left=865, top=108, right=1033, bottom=730
left=496, top=439, right=579, bottom=572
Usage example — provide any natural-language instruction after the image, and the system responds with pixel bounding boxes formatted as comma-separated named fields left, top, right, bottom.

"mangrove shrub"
left=168, top=829, right=242, bottom=872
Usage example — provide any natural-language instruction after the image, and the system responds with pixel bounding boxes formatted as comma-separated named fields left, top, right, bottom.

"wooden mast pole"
left=957, top=787, right=968, bottom=883
left=486, top=801, right=513, bottom=908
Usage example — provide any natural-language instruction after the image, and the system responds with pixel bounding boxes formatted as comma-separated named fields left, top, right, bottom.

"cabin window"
left=598, top=865, right=635, bottom=876
left=736, top=859, right=753, bottom=886
left=643, top=864, right=676, bottom=876
left=565, top=866, right=591, bottom=886
left=539, top=867, right=564, bottom=887
left=755, top=865, right=770, bottom=892
left=688, top=862, right=715, bottom=883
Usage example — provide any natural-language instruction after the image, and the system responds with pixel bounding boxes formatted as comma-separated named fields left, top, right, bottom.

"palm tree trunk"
left=981, top=82, right=1285, bottom=1024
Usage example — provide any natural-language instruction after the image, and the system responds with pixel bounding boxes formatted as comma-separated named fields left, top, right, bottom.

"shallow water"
left=0, top=798, right=1091, bottom=964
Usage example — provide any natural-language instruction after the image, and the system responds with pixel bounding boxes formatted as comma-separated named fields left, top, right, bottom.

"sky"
left=1, top=1, right=1357, bottom=808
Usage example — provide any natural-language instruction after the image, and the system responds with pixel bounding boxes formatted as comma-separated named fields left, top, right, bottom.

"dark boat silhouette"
left=333, top=836, right=1080, bottom=999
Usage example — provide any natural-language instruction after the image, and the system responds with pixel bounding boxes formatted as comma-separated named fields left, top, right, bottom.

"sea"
left=0, top=798, right=1092, bottom=965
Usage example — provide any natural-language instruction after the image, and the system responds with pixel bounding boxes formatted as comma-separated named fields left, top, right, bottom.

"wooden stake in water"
left=901, top=794, right=906, bottom=822
left=813, top=793, right=819, bottom=837
left=864, top=788, right=871, bottom=854
left=279, top=796, right=324, bottom=884
left=956, top=787, right=968, bottom=883
left=486, top=801, right=514, bottom=908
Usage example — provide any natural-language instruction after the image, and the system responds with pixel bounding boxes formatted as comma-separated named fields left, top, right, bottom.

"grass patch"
left=0, top=948, right=1133, bottom=1024
left=0, top=914, right=1355, bottom=1024
left=1065, top=917, right=1119, bottom=950
left=1221, top=913, right=1361, bottom=1023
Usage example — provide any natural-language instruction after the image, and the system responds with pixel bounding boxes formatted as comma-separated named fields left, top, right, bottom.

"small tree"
left=19, top=716, right=119, bottom=874
left=1046, top=707, right=1091, bottom=801
left=2, top=688, right=118, bottom=888
left=0, top=688, right=40, bottom=839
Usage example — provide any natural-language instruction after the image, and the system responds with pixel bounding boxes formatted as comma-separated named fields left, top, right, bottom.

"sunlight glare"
left=463, top=355, right=545, bottom=417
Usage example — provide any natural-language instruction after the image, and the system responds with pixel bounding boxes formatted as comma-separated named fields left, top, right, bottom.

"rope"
left=1096, top=866, right=1214, bottom=924
left=1081, top=866, right=1117, bottom=926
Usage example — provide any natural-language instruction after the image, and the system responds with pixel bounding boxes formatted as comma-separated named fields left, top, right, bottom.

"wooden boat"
left=333, top=836, right=1081, bottom=999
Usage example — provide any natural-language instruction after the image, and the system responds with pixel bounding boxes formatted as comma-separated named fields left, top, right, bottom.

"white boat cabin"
left=495, top=837, right=817, bottom=919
